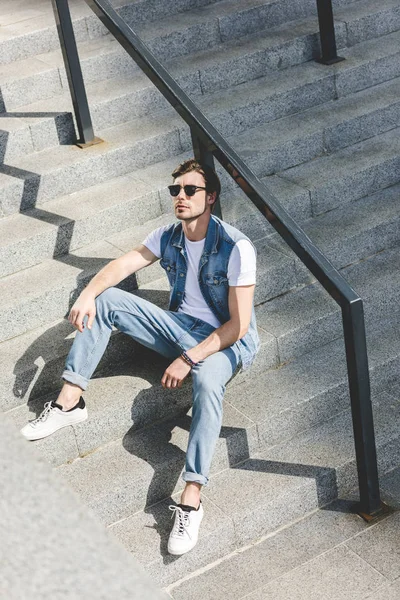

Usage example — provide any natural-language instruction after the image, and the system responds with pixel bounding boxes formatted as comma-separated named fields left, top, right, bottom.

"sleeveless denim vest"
left=159, top=215, right=260, bottom=370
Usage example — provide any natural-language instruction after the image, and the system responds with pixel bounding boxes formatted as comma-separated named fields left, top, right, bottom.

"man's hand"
left=161, top=357, right=191, bottom=389
left=68, top=291, right=96, bottom=333
left=67, top=244, right=159, bottom=333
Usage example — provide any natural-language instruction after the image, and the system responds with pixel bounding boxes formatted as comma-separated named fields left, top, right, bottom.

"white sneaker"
left=20, top=397, right=88, bottom=441
left=168, top=501, right=204, bottom=555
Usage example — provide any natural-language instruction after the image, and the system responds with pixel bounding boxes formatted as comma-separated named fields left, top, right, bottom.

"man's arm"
left=69, top=244, right=158, bottom=332
left=161, top=284, right=255, bottom=388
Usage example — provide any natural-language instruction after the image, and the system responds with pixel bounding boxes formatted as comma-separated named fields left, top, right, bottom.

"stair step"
left=2, top=0, right=397, bottom=122
left=54, top=398, right=260, bottom=525
left=0, top=412, right=166, bottom=600
left=47, top=379, right=400, bottom=587
left=335, top=0, right=400, bottom=46
left=246, top=180, right=400, bottom=292
left=171, top=0, right=399, bottom=94
left=0, top=239, right=128, bottom=344
left=291, top=183, right=400, bottom=268
left=0, top=170, right=24, bottom=219
left=258, top=388, right=400, bottom=500
left=0, top=1, right=90, bottom=66
left=333, top=26, right=400, bottom=95
left=0, top=311, right=141, bottom=413
left=227, top=176, right=400, bottom=251
left=2, top=58, right=333, bottom=162
left=3, top=65, right=400, bottom=223
left=113, top=493, right=237, bottom=590
left=165, top=494, right=386, bottom=598
left=3, top=0, right=400, bottom=152
left=232, top=308, right=400, bottom=451
left=119, top=386, right=399, bottom=590
left=276, top=126, right=400, bottom=215
left=1, top=113, right=183, bottom=215
left=232, top=78, right=400, bottom=178
left=0, top=0, right=219, bottom=66
left=1, top=69, right=201, bottom=161
left=0, top=182, right=167, bottom=279
left=256, top=240, right=400, bottom=363
left=1, top=0, right=318, bottom=110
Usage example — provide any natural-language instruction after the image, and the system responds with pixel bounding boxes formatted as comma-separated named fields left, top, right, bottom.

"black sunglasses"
left=168, top=184, right=207, bottom=197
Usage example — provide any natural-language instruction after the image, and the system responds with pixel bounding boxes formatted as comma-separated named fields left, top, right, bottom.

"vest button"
left=213, top=278, right=218, bottom=284
left=180, top=273, right=184, bottom=277
left=167, top=266, right=171, bottom=271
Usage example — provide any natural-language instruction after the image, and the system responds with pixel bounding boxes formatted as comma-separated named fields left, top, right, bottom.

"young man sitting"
left=21, top=159, right=259, bottom=555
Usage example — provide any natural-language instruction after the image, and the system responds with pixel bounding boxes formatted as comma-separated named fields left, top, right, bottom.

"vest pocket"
left=160, top=259, right=177, bottom=285
left=205, top=273, right=228, bottom=287
left=204, top=272, right=229, bottom=312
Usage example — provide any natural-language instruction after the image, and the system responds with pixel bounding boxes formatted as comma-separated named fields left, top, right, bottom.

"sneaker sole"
left=22, top=412, right=88, bottom=441
left=167, top=539, right=199, bottom=556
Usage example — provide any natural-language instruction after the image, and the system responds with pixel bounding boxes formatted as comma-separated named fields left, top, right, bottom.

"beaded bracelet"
left=180, top=350, right=197, bottom=368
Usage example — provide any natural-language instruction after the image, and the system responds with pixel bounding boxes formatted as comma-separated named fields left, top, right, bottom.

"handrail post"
left=51, top=0, right=101, bottom=147
left=190, top=127, right=222, bottom=219
left=315, top=0, right=345, bottom=65
left=342, top=299, right=383, bottom=518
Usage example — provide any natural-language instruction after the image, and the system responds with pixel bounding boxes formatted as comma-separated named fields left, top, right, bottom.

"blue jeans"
left=62, top=287, right=242, bottom=486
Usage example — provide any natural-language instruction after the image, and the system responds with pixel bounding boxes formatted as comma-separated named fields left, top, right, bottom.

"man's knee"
left=95, top=287, right=130, bottom=312
left=192, top=368, right=225, bottom=399
left=94, top=288, right=126, bottom=325
left=192, top=348, right=239, bottom=395
left=95, top=287, right=118, bottom=305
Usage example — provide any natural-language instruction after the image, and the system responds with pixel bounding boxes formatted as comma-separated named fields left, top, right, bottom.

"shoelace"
left=31, top=401, right=55, bottom=426
left=169, top=505, right=192, bottom=539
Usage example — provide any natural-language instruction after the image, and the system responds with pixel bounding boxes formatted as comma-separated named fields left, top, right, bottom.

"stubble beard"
left=175, top=201, right=209, bottom=222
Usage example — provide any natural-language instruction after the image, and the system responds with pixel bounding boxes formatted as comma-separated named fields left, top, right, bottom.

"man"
left=21, top=159, right=260, bottom=555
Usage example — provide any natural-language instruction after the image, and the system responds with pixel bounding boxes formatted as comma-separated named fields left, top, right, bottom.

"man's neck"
left=181, top=211, right=212, bottom=242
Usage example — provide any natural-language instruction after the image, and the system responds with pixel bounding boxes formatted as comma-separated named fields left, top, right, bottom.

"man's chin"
left=175, top=211, right=191, bottom=221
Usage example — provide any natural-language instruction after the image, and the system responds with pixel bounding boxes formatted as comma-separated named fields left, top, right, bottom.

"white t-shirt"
left=142, top=224, right=256, bottom=328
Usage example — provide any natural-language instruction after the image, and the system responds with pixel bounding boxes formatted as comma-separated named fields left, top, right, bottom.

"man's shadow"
left=121, top=377, right=339, bottom=563
left=13, top=282, right=170, bottom=418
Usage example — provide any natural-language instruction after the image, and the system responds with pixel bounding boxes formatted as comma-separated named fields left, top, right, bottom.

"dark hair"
left=171, top=159, right=221, bottom=208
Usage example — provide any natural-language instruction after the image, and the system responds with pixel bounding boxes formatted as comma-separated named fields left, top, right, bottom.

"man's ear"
left=207, top=191, right=217, bottom=206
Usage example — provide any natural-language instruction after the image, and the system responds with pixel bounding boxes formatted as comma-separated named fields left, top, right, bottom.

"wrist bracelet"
left=180, top=351, right=197, bottom=368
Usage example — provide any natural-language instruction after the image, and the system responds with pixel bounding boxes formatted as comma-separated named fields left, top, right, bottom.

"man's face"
left=172, top=171, right=214, bottom=221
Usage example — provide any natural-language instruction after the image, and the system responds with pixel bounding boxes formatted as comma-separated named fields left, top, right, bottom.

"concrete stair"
left=7, top=309, right=397, bottom=590
left=164, top=474, right=400, bottom=599
left=1, top=0, right=400, bottom=593
left=2, top=2, right=400, bottom=160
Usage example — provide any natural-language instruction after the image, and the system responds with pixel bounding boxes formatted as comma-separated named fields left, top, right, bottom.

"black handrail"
left=315, top=0, right=345, bottom=64
left=51, top=0, right=101, bottom=147
left=52, top=0, right=383, bottom=518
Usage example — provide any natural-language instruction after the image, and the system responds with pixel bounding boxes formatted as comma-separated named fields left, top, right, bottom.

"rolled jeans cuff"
left=182, top=471, right=208, bottom=486
left=62, top=370, right=89, bottom=391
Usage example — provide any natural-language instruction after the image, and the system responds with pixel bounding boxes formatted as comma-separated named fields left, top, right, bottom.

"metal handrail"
left=52, top=0, right=383, bottom=518
left=316, top=0, right=345, bottom=64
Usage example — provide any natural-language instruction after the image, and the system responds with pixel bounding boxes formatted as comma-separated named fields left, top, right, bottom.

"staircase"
left=1, top=0, right=400, bottom=595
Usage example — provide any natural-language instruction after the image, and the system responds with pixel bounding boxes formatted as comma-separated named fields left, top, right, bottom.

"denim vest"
left=159, top=215, right=260, bottom=370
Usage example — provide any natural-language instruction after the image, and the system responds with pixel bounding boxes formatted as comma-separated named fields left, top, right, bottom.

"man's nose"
left=177, top=187, right=187, bottom=200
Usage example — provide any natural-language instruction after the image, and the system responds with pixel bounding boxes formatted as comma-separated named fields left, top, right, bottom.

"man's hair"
left=171, top=159, right=221, bottom=209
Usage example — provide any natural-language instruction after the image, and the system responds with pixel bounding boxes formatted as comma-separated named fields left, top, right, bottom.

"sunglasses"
left=168, top=184, right=207, bottom=197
